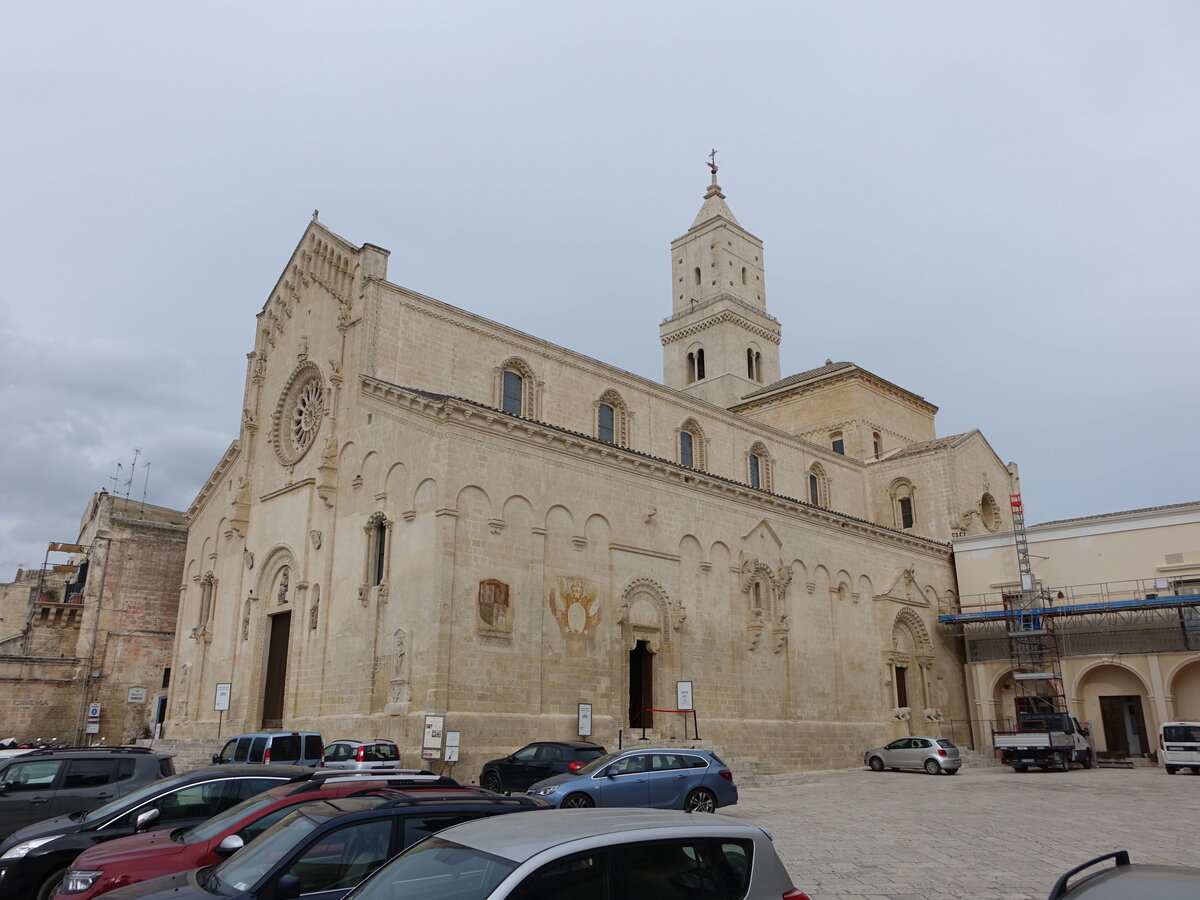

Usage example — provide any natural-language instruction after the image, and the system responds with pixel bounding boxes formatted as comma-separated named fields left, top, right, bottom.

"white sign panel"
left=127, top=687, right=147, bottom=704
left=676, top=681, right=693, bottom=711
left=87, top=701, right=102, bottom=719
left=423, top=715, right=445, bottom=750
left=577, top=703, right=592, bottom=737
left=445, top=731, right=460, bottom=749
left=214, top=683, right=232, bottom=712
left=445, top=746, right=460, bottom=762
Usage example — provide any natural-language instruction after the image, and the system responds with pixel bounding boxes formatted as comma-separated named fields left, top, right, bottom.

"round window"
left=274, top=363, right=325, bottom=465
left=980, top=493, right=1000, bottom=532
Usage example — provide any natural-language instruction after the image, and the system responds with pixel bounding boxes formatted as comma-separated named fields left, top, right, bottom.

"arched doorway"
left=629, top=640, right=653, bottom=729
left=262, top=611, right=291, bottom=729
left=1077, top=664, right=1151, bottom=757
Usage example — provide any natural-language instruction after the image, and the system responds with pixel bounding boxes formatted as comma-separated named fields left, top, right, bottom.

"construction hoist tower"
left=1003, top=493, right=1065, bottom=715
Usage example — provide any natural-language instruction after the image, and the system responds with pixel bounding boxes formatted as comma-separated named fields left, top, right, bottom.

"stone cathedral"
left=166, top=166, right=1015, bottom=773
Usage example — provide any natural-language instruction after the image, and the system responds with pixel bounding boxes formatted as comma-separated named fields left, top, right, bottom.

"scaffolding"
left=1002, top=493, right=1065, bottom=715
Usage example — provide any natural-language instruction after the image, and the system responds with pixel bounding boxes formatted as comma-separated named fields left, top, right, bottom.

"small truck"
left=993, top=712, right=1095, bottom=772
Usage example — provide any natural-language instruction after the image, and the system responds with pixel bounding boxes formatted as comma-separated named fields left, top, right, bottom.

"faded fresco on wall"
left=477, top=579, right=512, bottom=634
left=550, top=576, right=601, bottom=634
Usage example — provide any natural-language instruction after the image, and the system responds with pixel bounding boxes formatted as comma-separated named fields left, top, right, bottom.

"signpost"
left=215, top=683, right=231, bottom=739
left=422, top=714, right=445, bottom=760
left=578, top=703, right=592, bottom=737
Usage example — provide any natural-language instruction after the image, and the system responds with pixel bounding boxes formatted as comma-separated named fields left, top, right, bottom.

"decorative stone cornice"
left=660, top=309, right=782, bottom=346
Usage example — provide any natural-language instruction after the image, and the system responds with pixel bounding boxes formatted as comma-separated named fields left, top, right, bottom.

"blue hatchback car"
left=525, top=747, right=737, bottom=812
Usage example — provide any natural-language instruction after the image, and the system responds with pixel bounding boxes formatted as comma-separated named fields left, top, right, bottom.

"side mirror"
left=135, top=808, right=161, bottom=832
left=212, top=754, right=222, bottom=764
left=215, top=835, right=244, bottom=857
left=276, top=874, right=303, bottom=900
left=0, top=782, right=9, bottom=794
left=605, top=768, right=617, bottom=778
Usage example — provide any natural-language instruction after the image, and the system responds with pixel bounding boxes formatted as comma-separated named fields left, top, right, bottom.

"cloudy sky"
left=2, top=2, right=1197, bottom=577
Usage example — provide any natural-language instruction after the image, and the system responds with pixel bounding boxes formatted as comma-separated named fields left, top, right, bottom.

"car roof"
left=186, top=764, right=315, bottom=779
left=432, top=809, right=761, bottom=862
left=289, top=791, right=548, bottom=824
left=1060, top=864, right=1200, bottom=898
left=527, top=740, right=603, bottom=749
left=605, top=746, right=713, bottom=756
left=16, top=746, right=173, bottom=759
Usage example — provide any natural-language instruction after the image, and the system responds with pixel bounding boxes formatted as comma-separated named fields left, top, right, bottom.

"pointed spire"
left=691, top=150, right=741, bottom=228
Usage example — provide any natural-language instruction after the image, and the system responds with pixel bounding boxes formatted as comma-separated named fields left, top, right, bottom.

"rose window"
left=274, top=363, right=326, bottom=465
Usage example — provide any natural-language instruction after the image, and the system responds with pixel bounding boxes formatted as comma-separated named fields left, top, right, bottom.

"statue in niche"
left=550, top=577, right=600, bottom=634
left=276, top=568, right=290, bottom=605
left=309, top=585, right=320, bottom=630
left=477, top=580, right=511, bottom=633
left=388, top=628, right=410, bottom=704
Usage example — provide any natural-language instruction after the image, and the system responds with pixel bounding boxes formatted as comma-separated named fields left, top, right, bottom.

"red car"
left=52, top=770, right=462, bottom=900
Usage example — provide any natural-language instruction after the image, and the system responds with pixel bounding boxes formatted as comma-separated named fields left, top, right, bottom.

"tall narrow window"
left=747, top=348, right=755, bottom=379
left=696, top=349, right=705, bottom=380
left=372, top=520, right=387, bottom=585
left=502, top=370, right=523, bottom=415
left=693, top=267, right=701, bottom=286
left=754, top=351, right=762, bottom=381
left=809, top=473, right=820, bottom=505
left=598, top=403, right=615, bottom=443
left=890, top=479, right=917, bottom=531
left=686, top=352, right=697, bottom=384
left=741, top=266, right=747, bottom=285
left=808, top=463, right=828, bottom=507
left=678, top=419, right=706, bottom=470
left=873, top=432, right=882, bottom=459
left=680, top=430, right=694, bottom=467
left=899, top=497, right=915, bottom=530
left=748, top=453, right=761, bottom=489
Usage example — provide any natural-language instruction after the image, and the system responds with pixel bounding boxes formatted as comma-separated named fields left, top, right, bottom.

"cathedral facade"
left=166, top=171, right=1014, bottom=772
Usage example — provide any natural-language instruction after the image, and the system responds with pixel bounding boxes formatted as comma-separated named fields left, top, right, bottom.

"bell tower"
left=660, top=156, right=782, bottom=408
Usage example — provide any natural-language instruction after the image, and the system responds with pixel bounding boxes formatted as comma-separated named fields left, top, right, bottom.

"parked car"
left=211, top=732, right=323, bottom=767
left=479, top=741, right=605, bottom=793
left=1047, top=850, right=1200, bottom=898
left=863, top=737, right=961, bottom=775
left=52, top=770, right=460, bottom=900
left=343, top=807, right=810, bottom=900
left=320, top=740, right=402, bottom=770
left=94, top=788, right=552, bottom=900
left=0, top=746, right=175, bottom=841
left=1158, top=720, right=1200, bottom=774
left=525, top=747, right=737, bottom=812
left=0, top=765, right=311, bottom=900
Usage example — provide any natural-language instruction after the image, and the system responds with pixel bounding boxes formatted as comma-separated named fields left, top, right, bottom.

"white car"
left=343, top=807, right=810, bottom=900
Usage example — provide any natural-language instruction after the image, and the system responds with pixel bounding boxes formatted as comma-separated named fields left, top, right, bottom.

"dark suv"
left=480, top=741, right=606, bottom=793
left=0, top=746, right=174, bottom=841
left=0, top=764, right=312, bottom=900
left=92, top=788, right=552, bottom=900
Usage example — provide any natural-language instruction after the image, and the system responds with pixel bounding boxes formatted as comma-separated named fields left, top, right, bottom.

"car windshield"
left=81, top=772, right=188, bottom=823
left=210, top=809, right=321, bottom=892
left=573, top=751, right=624, bottom=776
left=346, top=836, right=517, bottom=900
left=182, top=792, right=282, bottom=843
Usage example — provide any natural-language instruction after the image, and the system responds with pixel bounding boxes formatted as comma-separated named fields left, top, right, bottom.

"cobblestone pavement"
left=722, top=765, right=1200, bottom=899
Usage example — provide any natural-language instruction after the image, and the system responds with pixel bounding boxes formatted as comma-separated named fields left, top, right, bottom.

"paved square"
left=725, top=765, right=1200, bottom=899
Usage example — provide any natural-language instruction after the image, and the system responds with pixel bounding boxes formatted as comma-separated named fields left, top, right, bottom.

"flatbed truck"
left=993, top=712, right=1095, bottom=772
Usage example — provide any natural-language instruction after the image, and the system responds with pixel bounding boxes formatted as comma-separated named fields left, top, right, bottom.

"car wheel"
left=868, top=756, right=885, bottom=772
left=1012, top=764, right=1028, bottom=773
left=1080, top=753, right=1093, bottom=769
left=36, top=867, right=67, bottom=900
left=1166, top=766, right=1178, bottom=774
left=482, top=772, right=503, bottom=792
left=561, top=792, right=594, bottom=809
left=944, top=768, right=959, bottom=775
left=924, top=759, right=941, bottom=775
left=685, top=788, right=717, bottom=813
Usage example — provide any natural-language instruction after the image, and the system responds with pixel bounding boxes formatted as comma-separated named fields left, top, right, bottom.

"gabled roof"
left=1033, top=500, right=1200, bottom=529
left=879, top=432, right=974, bottom=461
left=737, top=360, right=935, bottom=412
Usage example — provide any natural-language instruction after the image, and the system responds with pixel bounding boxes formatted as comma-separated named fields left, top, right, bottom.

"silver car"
left=864, top=736, right=961, bottom=774
left=320, top=739, right=402, bottom=770
left=343, top=807, right=810, bottom=900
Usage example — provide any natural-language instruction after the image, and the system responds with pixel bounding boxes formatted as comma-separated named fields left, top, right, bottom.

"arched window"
left=747, top=348, right=755, bottom=379
left=598, top=403, right=614, bottom=443
left=595, top=390, right=629, bottom=446
left=365, top=513, right=392, bottom=590
left=808, top=463, right=829, bottom=507
left=686, top=352, right=697, bottom=384
left=678, top=418, right=706, bottom=470
left=696, top=348, right=705, bottom=380
left=747, top=442, right=772, bottom=491
left=890, top=479, right=917, bottom=530
left=495, top=358, right=538, bottom=418
left=501, top=370, right=522, bottom=415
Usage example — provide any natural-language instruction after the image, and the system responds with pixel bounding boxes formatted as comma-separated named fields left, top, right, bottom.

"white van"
left=1158, top=721, right=1200, bottom=774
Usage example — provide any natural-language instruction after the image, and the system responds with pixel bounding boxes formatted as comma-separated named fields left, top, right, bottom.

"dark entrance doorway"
left=629, top=640, right=653, bottom=729
left=262, top=612, right=291, bottom=729
left=1099, top=695, right=1149, bottom=756
left=895, top=666, right=908, bottom=709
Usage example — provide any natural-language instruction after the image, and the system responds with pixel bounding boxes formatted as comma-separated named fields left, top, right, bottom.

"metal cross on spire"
left=707, top=148, right=718, bottom=175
